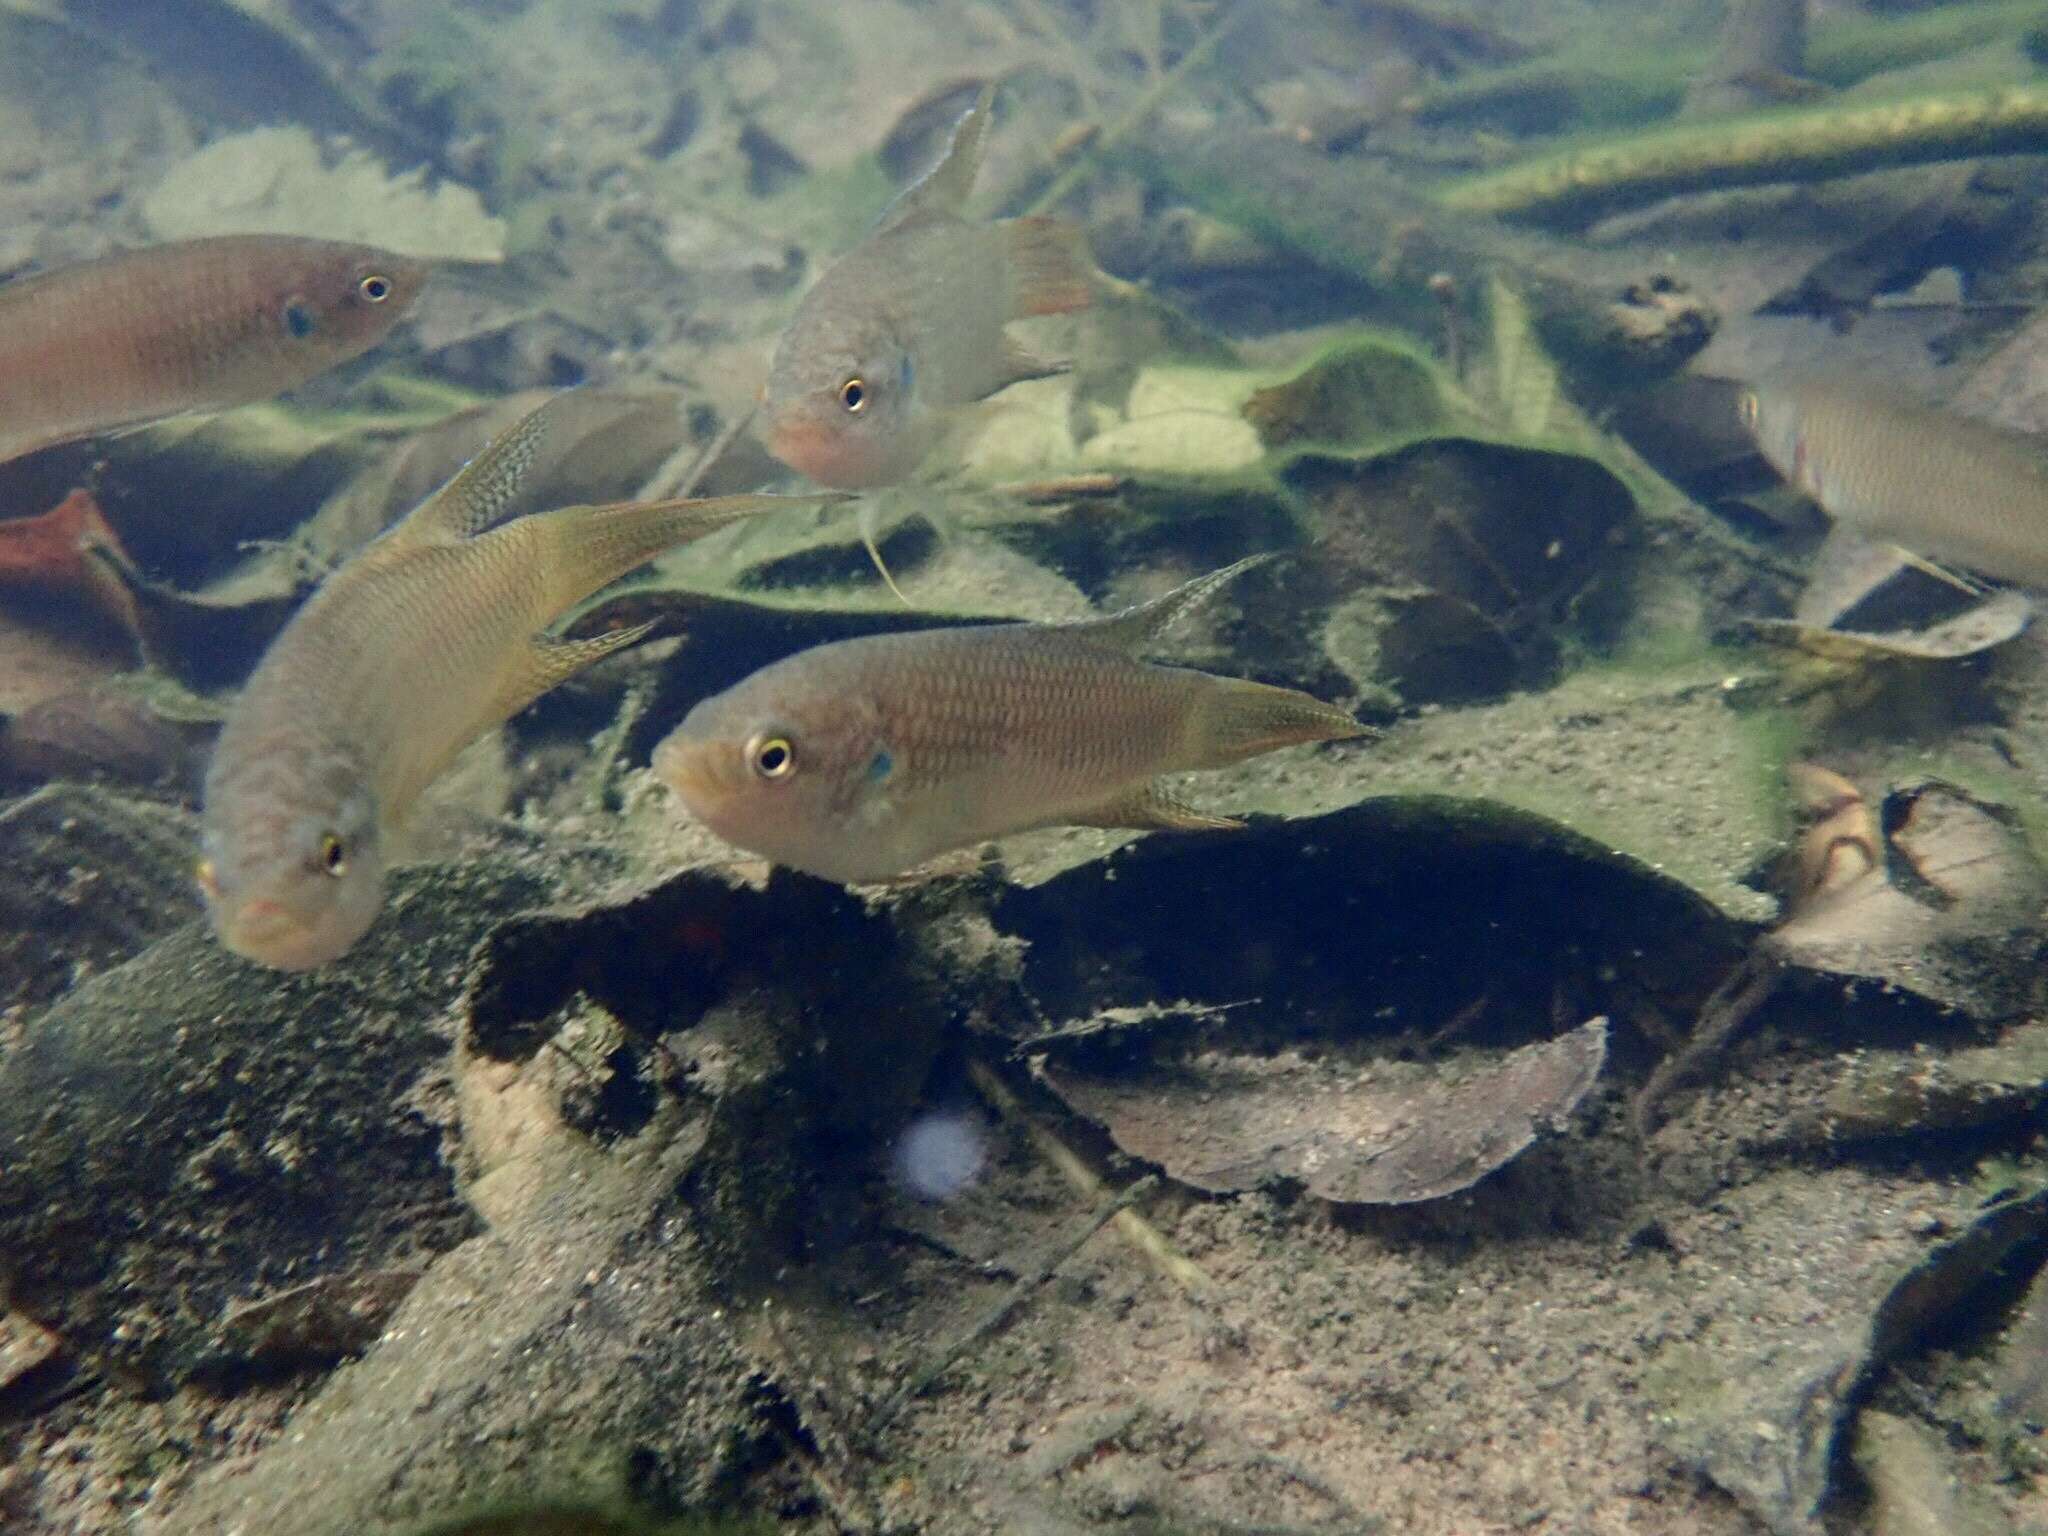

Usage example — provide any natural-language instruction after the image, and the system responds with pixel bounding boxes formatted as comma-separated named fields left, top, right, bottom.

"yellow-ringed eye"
left=359, top=273, right=394, bottom=304
left=838, top=376, right=867, bottom=413
left=319, top=833, right=348, bottom=877
left=750, top=735, right=796, bottom=780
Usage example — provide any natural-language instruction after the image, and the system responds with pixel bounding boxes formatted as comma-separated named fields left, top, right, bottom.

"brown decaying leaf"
left=1747, top=586, right=2032, bottom=663
left=1037, top=1018, right=1607, bottom=1205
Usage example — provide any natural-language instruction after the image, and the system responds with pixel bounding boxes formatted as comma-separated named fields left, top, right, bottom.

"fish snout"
left=652, top=731, right=740, bottom=816
left=214, top=891, right=336, bottom=972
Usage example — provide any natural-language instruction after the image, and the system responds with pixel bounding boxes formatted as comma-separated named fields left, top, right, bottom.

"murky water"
left=2, top=3, right=2047, bottom=1532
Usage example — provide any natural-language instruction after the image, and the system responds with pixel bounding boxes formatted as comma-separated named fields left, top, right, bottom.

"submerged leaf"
left=1038, top=1018, right=1608, bottom=1205
left=1748, top=587, right=2032, bottom=662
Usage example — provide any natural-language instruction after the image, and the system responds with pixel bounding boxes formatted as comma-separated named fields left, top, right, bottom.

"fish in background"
left=653, top=555, right=1365, bottom=885
left=1740, top=376, right=2048, bottom=591
left=199, top=391, right=842, bottom=971
left=759, top=79, right=1095, bottom=491
left=0, top=234, right=426, bottom=465
left=1683, top=0, right=1818, bottom=118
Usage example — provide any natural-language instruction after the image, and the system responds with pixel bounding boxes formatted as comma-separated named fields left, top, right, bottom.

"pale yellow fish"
left=0, top=235, right=425, bottom=464
left=199, top=390, right=841, bottom=969
left=760, top=80, right=1094, bottom=491
left=1741, top=377, right=2048, bottom=589
left=653, top=556, right=1365, bottom=884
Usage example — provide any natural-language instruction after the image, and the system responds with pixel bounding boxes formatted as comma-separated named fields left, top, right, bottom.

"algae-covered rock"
left=0, top=847, right=577, bottom=1388
left=143, top=125, right=506, bottom=262
left=1646, top=1180, right=2048, bottom=1536
left=0, top=783, right=199, bottom=1014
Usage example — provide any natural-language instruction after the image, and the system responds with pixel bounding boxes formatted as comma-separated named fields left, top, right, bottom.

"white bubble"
left=892, top=1110, right=989, bottom=1202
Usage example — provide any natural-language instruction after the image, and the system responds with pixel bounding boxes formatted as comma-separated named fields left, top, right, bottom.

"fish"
left=759, top=80, right=1094, bottom=491
left=1740, top=377, right=2048, bottom=589
left=652, top=556, right=1366, bottom=884
left=198, top=391, right=842, bottom=970
left=0, top=235, right=426, bottom=464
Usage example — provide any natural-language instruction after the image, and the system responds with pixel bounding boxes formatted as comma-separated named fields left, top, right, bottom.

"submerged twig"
left=1023, top=0, right=1248, bottom=217
left=967, top=1057, right=1212, bottom=1296
left=1631, top=951, right=1786, bottom=1136
left=1441, top=85, right=2048, bottom=226
left=633, top=400, right=757, bottom=503
left=871, top=1173, right=1159, bottom=1430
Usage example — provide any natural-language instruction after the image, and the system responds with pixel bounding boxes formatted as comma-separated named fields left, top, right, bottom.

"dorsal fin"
left=876, top=79, right=998, bottom=235
left=1059, top=553, right=1277, bottom=655
left=383, top=390, right=565, bottom=550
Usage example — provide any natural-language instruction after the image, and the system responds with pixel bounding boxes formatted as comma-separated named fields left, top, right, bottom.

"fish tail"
left=1186, top=676, right=1368, bottom=768
left=1000, top=217, right=1094, bottom=318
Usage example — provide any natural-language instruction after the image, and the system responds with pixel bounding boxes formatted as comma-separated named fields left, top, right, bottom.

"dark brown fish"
left=0, top=235, right=426, bottom=464
left=654, top=557, right=1364, bottom=884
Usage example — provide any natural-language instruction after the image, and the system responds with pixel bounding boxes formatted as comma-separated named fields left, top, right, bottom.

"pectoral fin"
left=1066, top=780, right=1243, bottom=834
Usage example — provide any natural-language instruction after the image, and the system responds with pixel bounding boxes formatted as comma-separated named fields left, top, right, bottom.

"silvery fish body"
left=0, top=235, right=426, bottom=464
left=1742, top=377, right=2048, bottom=588
left=760, top=82, right=1092, bottom=489
left=654, top=558, right=1364, bottom=884
left=199, top=390, right=838, bottom=970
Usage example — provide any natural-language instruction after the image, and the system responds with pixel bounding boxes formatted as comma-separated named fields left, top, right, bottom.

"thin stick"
left=967, top=1057, right=1212, bottom=1295
left=635, top=399, right=759, bottom=502
left=872, top=1172, right=1159, bottom=1429
left=1631, top=951, right=1784, bottom=1136
left=1023, top=0, right=1247, bottom=217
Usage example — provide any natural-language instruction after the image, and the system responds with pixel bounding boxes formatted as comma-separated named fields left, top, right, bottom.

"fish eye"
left=838, top=377, right=868, bottom=413
left=319, top=832, right=348, bottom=877
left=282, top=299, right=317, bottom=339
left=358, top=273, right=394, bottom=304
left=749, top=735, right=796, bottom=781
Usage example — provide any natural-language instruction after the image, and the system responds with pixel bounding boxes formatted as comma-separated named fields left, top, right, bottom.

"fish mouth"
left=651, top=733, right=736, bottom=815
left=214, top=893, right=335, bottom=972
left=762, top=411, right=842, bottom=484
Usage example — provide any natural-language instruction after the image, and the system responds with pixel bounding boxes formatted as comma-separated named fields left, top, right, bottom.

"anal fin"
left=1066, top=779, right=1243, bottom=834
left=492, top=622, right=656, bottom=723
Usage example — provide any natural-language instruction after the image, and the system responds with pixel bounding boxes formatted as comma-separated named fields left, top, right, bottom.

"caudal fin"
left=1001, top=216, right=1094, bottom=319
left=1187, top=675, right=1368, bottom=768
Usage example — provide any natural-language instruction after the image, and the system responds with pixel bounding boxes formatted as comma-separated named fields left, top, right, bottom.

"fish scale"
left=656, top=560, right=1365, bottom=885
left=199, top=390, right=840, bottom=970
left=0, top=235, right=425, bottom=465
left=1745, top=377, right=2048, bottom=588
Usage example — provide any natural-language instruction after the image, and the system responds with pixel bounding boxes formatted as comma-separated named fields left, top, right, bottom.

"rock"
left=142, top=126, right=506, bottom=262
left=0, top=849, right=569, bottom=1388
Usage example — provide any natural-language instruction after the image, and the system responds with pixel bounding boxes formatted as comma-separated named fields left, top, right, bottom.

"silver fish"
left=653, top=557, right=1365, bottom=884
left=760, top=81, right=1094, bottom=490
left=199, top=391, right=840, bottom=969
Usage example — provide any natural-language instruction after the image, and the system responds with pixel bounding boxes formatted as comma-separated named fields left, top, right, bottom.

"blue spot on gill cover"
left=868, top=748, right=894, bottom=782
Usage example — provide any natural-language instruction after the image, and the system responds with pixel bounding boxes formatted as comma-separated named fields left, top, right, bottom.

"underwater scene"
left=5, top=0, right=2048, bottom=1532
